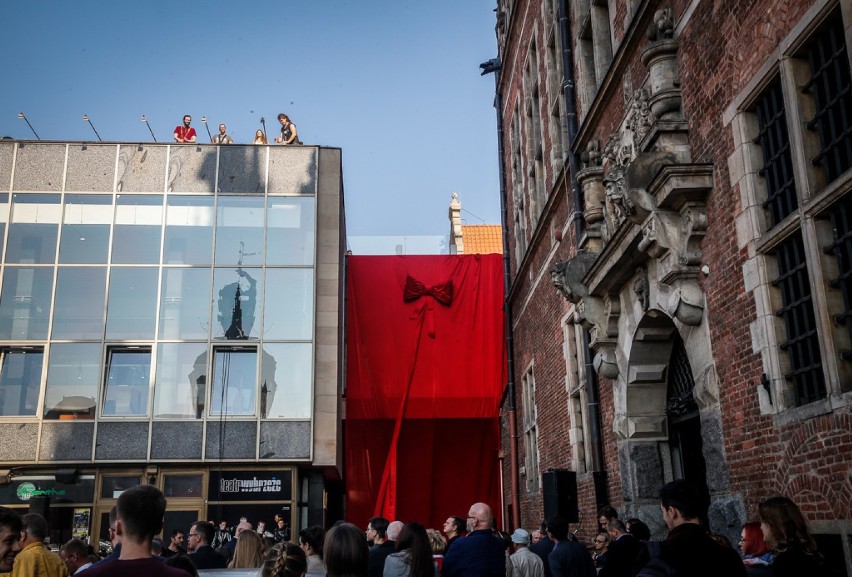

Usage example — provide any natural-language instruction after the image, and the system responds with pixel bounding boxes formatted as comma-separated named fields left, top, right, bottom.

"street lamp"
left=17, top=113, right=40, bottom=140
left=140, top=115, right=157, bottom=142
left=82, top=114, right=102, bottom=141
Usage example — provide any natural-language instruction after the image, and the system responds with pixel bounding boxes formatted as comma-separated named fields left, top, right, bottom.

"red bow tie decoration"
left=403, top=275, right=453, bottom=337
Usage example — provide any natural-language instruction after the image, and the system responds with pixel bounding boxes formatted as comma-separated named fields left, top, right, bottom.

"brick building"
left=490, top=0, right=851, bottom=571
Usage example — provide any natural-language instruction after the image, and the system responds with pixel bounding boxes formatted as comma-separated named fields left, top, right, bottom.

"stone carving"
left=680, top=206, right=707, bottom=265
left=550, top=261, right=574, bottom=302
left=633, top=267, right=649, bottom=311
left=648, top=8, right=674, bottom=42
left=605, top=164, right=635, bottom=228
left=550, top=252, right=597, bottom=303
left=666, top=281, right=704, bottom=326
left=628, top=88, right=655, bottom=149
left=581, top=139, right=602, bottom=168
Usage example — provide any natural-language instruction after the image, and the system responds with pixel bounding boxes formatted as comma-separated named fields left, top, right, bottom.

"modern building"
left=0, top=140, right=345, bottom=546
left=491, top=0, right=850, bottom=571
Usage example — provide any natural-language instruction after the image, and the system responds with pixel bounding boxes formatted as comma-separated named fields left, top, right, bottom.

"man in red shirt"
left=173, top=115, right=197, bottom=143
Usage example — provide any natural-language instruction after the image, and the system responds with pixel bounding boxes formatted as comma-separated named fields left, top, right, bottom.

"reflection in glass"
left=5, top=193, right=60, bottom=264
left=164, top=474, right=203, bottom=498
left=59, top=194, right=112, bottom=264
left=210, top=347, right=256, bottom=416
left=0, top=267, right=54, bottom=339
left=164, top=196, right=214, bottom=264
left=102, top=348, right=151, bottom=417
left=213, top=268, right=262, bottom=340
left=154, top=343, right=207, bottom=419
left=215, top=196, right=264, bottom=266
left=52, top=267, right=107, bottom=340
left=263, top=269, right=313, bottom=340
left=106, top=268, right=158, bottom=339
left=101, top=476, right=141, bottom=499
left=159, top=268, right=211, bottom=340
left=112, top=195, right=163, bottom=264
left=43, top=343, right=100, bottom=420
left=0, top=348, right=43, bottom=416
left=0, top=193, right=9, bottom=259
left=262, top=343, right=312, bottom=419
left=266, top=197, right=315, bottom=266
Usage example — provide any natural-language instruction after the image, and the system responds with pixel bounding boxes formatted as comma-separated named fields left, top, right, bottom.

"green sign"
left=15, top=482, right=66, bottom=501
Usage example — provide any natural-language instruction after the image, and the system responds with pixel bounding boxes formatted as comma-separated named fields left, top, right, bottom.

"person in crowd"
left=598, top=519, right=640, bottom=577
left=442, top=502, right=506, bottom=577
left=11, top=513, right=67, bottom=577
left=187, top=520, right=227, bottom=569
left=60, top=538, right=92, bottom=575
left=758, top=496, right=823, bottom=576
left=509, top=529, right=544, bottom=577
left=212, top=123, right=234, bottom=144
left=633, top=480, right=746, bottom=577
left=387, top=522, right=404, bottom=543
left=163, top=529, right=185, bottom=558
left=325, top=523, right=369, bottom=577
left=263, top=542, right=307, bottom=577
left=531, top=531, right=542, bottom=545
left=224, top=520, right=253, bottom=560
left=624, top=519, right=650, bottom=543
left=590, top=532, right=609, bottom=570
left=213, top=520, right=232, bottom=549
left=230, top=528, right=265, bottom=569
left=529, top=522, right=554, bottom=577
left=300, top=525, right=327, bottom=574
left=173, top=115, right=197, bottom=143
left=441, top=517, right=465, bottom=553
left=165, top=554, right=199, bottom=577
left=738, top=521, right=774, bottom=575
left=597, top=507, right=618, bottom=533
left=384, top=522, right=434, bottom=577
left=258, top=521, right=275, bottom=540
left=80, top=484, right=188, bottom=576
left=151, top=538, right=166, bottom=559
left=0, top=507, right=21, bottom=573
left=274, top=519, right=292, bottom=543
left=368, top=517, right=394, bottom=577
left=546, top=516, right=595, bottom=577
left=275, top=113, right=300, bottom=145
left=425, top=529, right=446, bottom=573
left=92, top=507, right=121, bottom=566
left=254, top=129, right=269, bottom=144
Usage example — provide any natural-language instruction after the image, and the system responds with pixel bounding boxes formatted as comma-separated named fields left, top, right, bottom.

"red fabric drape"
left=345, top=255, right=505, bottom=528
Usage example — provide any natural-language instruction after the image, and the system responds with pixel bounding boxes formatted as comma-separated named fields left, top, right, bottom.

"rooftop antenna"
left=201, top=116, right=213, bottom=142
left=140, top=115, right=157, bottom=142
left=82, top=114, right=102, bottom=141
left=17, top=113, right=40, bottom=140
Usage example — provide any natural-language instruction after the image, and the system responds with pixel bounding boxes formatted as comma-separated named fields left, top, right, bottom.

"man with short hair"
left=442, top=502, right=506, bottom=577
left=442, top=516, right=466, bottom=553
left=0, top=507, right=22, bottom=573
left=633, top=480, right=746, bottom=577
left=386, top=521, right=403, bottom=542
left=211, top=123, right=234, bottom=144
left=11, top=513, right=68, bottom=577
left=509, top=529, right=544, bottom=577
left=597, top=519, right=641, bottom=577
left=529, top=521, right=554, bottom=577
left=162, top=529, right=184, bottom=558
left=60, top=538, right=92, bottom=574
left=597, top=507, right=618, bottom=532
left=173, top=115, right=197, bottom=143
left=367, top=517, right=393, bottom=577
left=92, top=507, right=121, bottom=567
left=187, top=521, right=227, bottom=569
left=212, top=520, right=232, bottom=549
left=546, top=516, right=595, bottom=577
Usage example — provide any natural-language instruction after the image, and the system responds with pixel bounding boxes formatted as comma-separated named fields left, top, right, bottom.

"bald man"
left=442, top=502, right=506, bottom=577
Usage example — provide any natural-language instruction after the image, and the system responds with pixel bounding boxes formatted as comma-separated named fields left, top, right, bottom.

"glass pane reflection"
left=210, top=347, right=257, bottom=416
left=215, top=196, right=264, bottom=266
left=154, top=343, right=207, bottom=419
left=106, top=268, right=158, bottom=340
left=59, top=194, right=112, bottom=264
left=52, top=267, right=107, bottom=340
left=164, top=196, right=213, bottom=265
left=212, top=268, right=262, bottom=340
left=159, top=268, right=211, bottom=340
left=112, top=195, right=163, bottom=264
left=263, top=269, right=313, bottom=340
left=6, top=194, right=60, bottom=264
left=0, top=267, right=54, bottom=340
left=261, top=343, right=312, bottom=419
left=43, top=343, right=100, bottom=420
left=102, top=348, right=151, bottom=417
left=266, top=197, right=315, bottom=265
left=0, top=349, right=43, bottom=416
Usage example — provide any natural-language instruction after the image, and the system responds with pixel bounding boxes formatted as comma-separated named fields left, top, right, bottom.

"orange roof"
left=461, top=224, right=503, bottom=254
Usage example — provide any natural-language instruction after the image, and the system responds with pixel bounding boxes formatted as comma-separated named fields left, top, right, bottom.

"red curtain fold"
left=345, top=255, right=505, bottom=528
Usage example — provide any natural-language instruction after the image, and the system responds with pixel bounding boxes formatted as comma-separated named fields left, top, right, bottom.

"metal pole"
left=140, top=115, right=157, bottom=142
left=82, top=115, right=102, bottom=141
left=17, top=113, right=40, bottom=140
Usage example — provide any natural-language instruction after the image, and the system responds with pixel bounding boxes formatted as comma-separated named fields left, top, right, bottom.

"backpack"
left=635, top=541, right=678, bottom=577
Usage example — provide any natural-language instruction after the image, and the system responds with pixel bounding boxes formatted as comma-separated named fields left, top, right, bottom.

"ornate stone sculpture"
left=628, top=88, right=655, bottom=148
left=633, top=267, right=649, bottom=311
left=604, top=164, right=635, bottom=228
left=581, top=139, right=603, bottom=168
left=648, top=8, right=674, bottom=42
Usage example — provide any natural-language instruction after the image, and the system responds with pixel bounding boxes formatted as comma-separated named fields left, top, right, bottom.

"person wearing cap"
left=510, top=529, right=544, bottom=577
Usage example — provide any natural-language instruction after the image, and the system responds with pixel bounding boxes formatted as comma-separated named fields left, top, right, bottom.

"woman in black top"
left=758, top=496, right=823, bottom=576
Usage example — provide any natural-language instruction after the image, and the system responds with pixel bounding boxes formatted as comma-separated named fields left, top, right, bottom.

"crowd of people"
left=172, top=113, right=300, bottom=145
left=0, top=480, right=826, bottom=576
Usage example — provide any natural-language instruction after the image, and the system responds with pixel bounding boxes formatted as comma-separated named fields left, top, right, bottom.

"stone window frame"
left=510, top=108, right=529, bottom=264
left=524, top=34, right=547, bottom=223
left=574, top=0, right=614, bottom=117
left=728, top=0, right=852, bottom=424
left=561, top=310, right=590, bottom=473
left=544, top=5, right=567, bottom=182
left=521, top=362, right=540, bottom=493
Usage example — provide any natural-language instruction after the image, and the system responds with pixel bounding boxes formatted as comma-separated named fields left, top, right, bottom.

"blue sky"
left=0, top=1, right=501, bottom=239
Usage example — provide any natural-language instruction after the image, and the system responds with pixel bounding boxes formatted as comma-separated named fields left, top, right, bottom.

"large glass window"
left=106, top=268, right=158, bottom=340
left=266, top=197, right=315, bottom=266
left=59, top=194, right=112, bottom=264
left=43, top=343, right=100, bottom=419
left=215, top=196, right=264, bottom=266
left=102, top=347, right=151, bottom=417
left=153, top=343, right=207, bottom=419
left=263, top=269, right=313, bottom=340
left=159, top=268, right=211, bottom=340
left=164, top=196, right=214, bottom=265
left=112, top=195, right=163, bottom=264
left=0, top=348, right=43, bottom=416
left=0, top=194, right=9, bottom=259
left=212, top=268, right=262, bottom=340
left=261, top=343, right=312, bottom=419
left=0, top=267, right=54, bottom=340
left=210, top=347, right=257, bottom=416
left=52, top=267, right=107, bottom=340
left=5, top=194, right=60, bottom=264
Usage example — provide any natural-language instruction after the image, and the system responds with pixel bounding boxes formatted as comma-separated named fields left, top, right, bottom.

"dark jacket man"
left=442, top=503, right=506, bottom=577
left=546, top=517, right=595, bottom=577
left=598, top=520, right=641, bottom=577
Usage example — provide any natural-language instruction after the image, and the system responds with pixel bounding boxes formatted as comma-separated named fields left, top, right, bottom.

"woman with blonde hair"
left=230, top=528, right=265, bottom=569
left=263, top=542, right=308, bottom=577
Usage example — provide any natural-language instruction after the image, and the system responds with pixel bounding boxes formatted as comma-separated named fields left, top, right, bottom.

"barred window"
left=824, top=195, right=852, bottom=360
left=754, top=78, right=798, bottom=228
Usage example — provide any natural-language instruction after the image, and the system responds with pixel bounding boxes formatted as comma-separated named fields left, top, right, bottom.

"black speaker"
left=542, top=470, right=578, bottom=523
left=28, top=496, right=49, bottom=518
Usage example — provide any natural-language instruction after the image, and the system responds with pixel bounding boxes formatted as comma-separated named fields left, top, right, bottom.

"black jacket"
left=634, top=524, right=746, bottom=577
left=189, top=545, right=228, bottom=569
left=598, top=534, right=642, bottom=577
